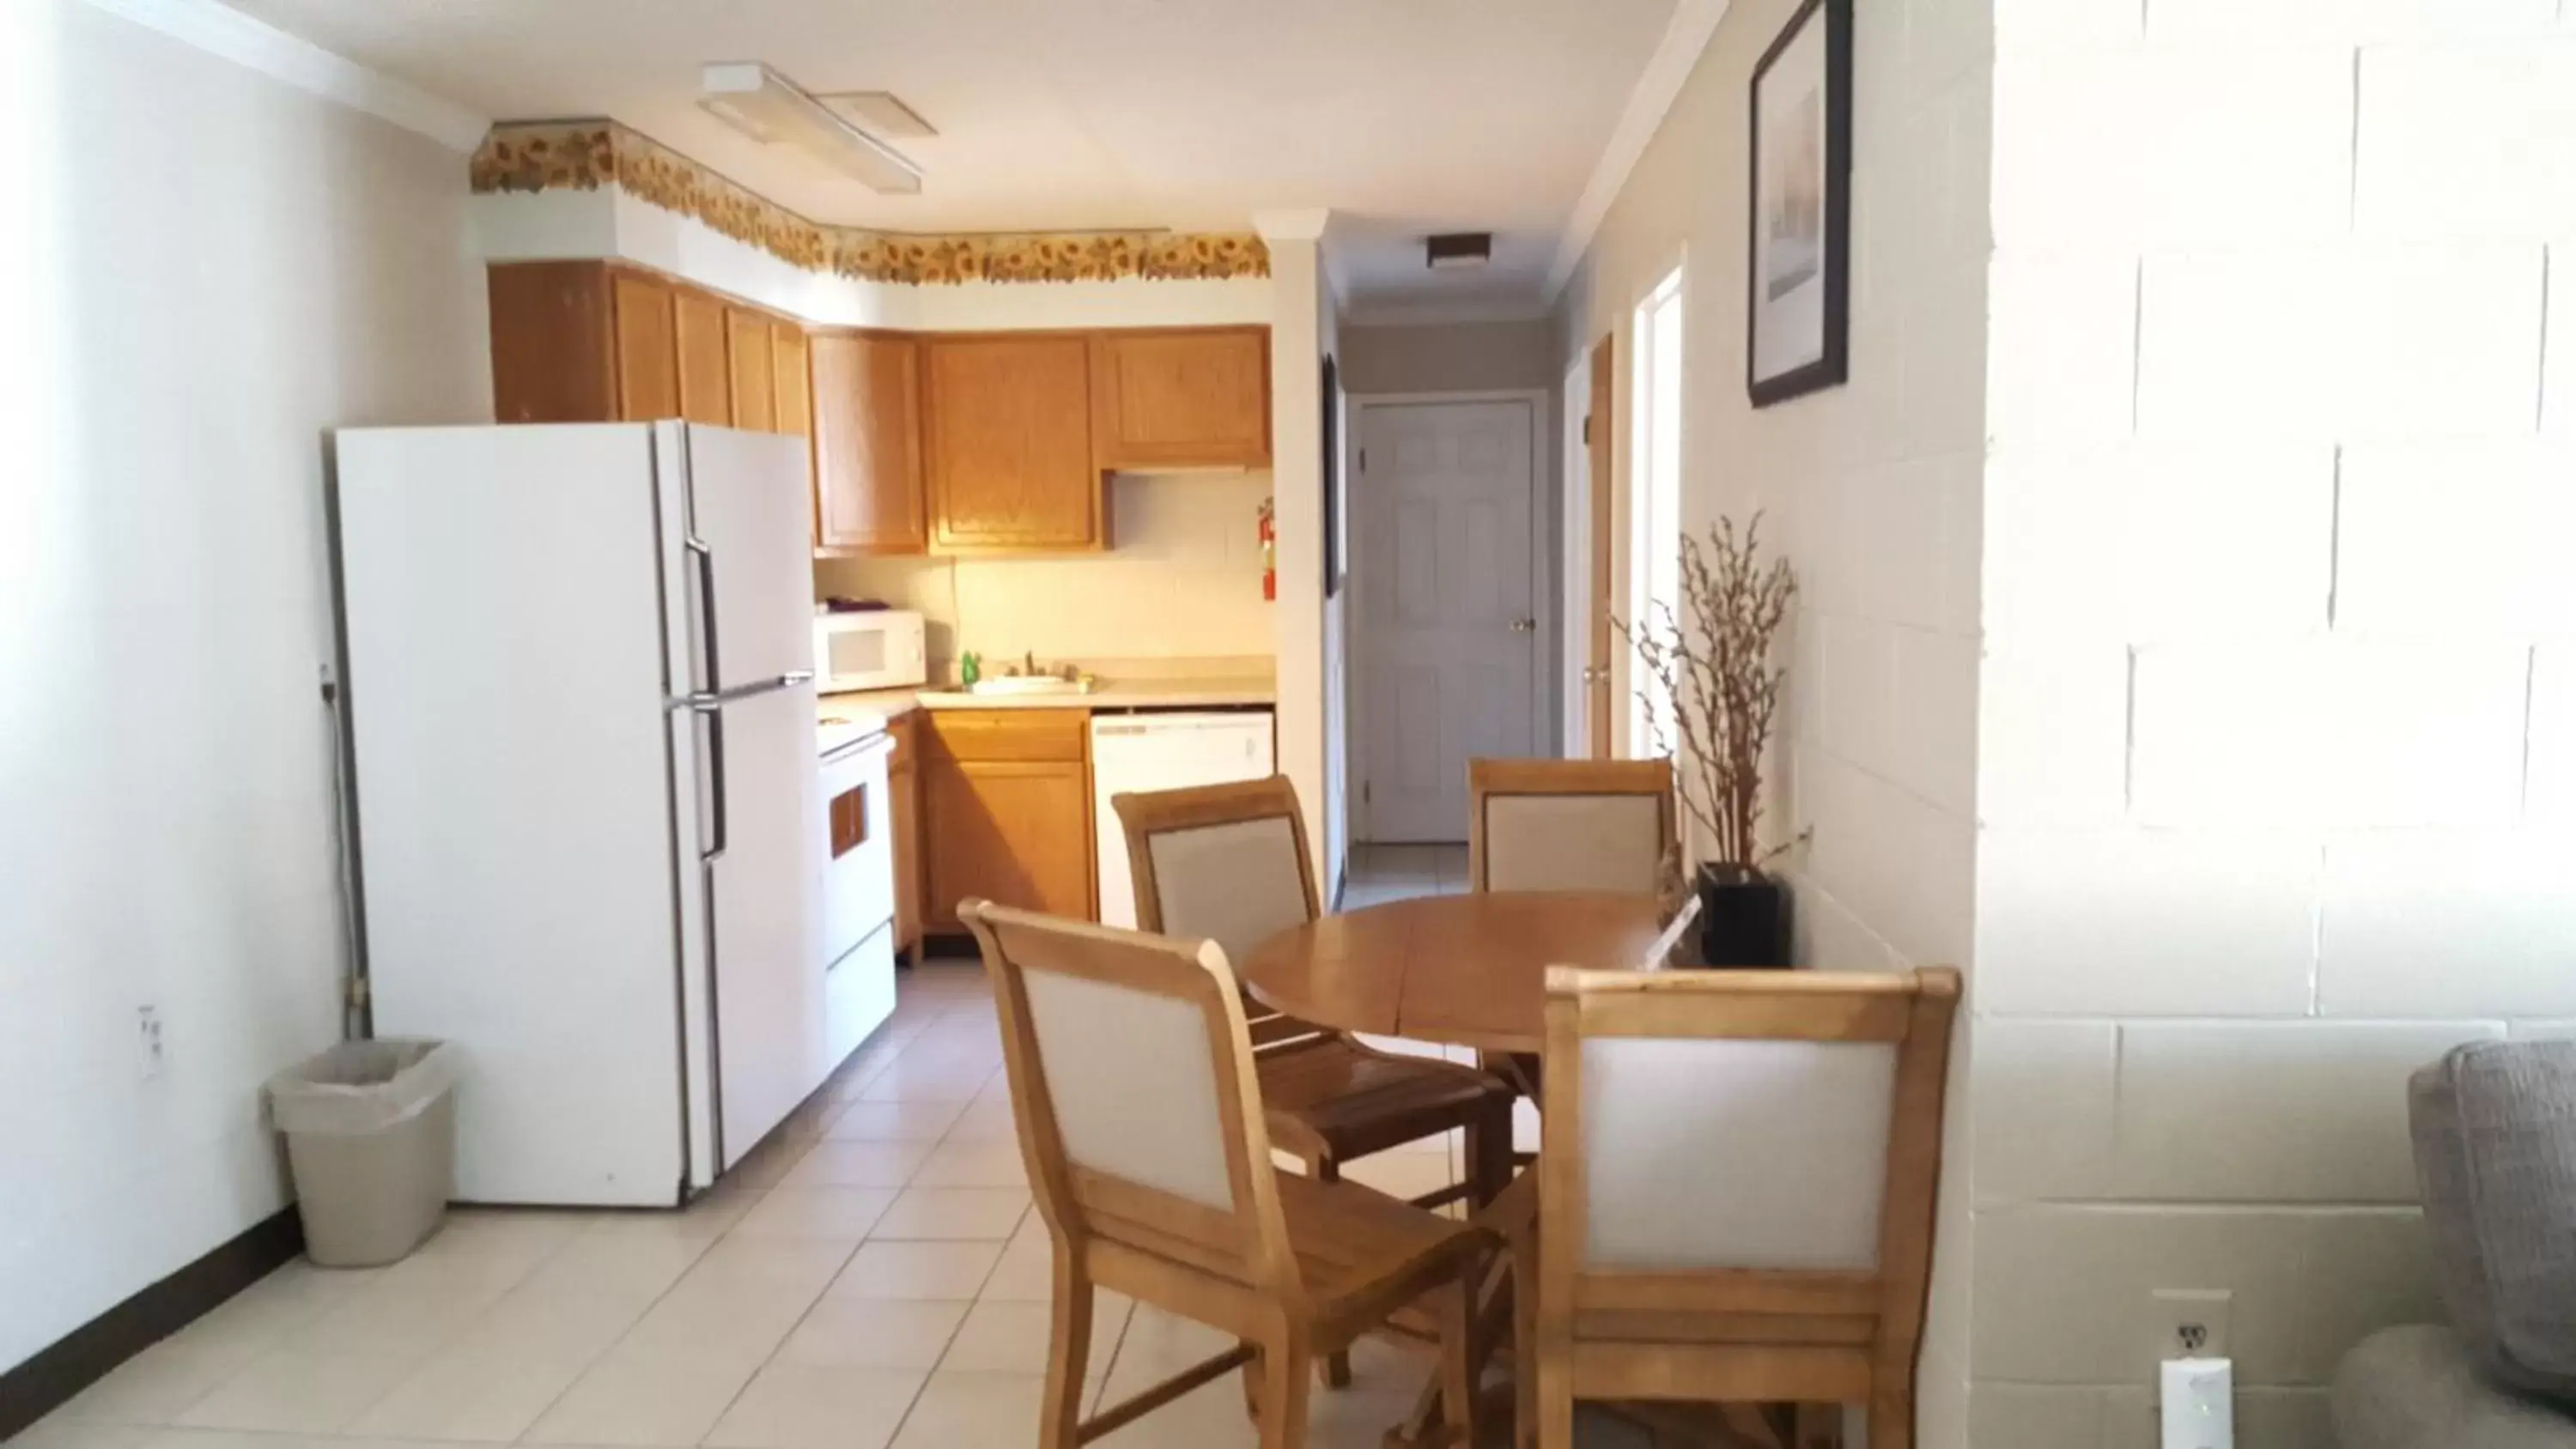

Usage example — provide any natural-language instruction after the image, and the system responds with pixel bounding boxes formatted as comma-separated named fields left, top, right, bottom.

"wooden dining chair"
left=1467, top=759, right=1676, bottom=895
left=959, top=900, right=1496, bottom=1449
left=1116, top=776, right=1517, bottom=1387
left=1527, top=965, right=1961, bottom=1449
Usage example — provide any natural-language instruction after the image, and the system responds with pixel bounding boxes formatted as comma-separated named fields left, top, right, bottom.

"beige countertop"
left=817, top=664, right=1275, bottom=742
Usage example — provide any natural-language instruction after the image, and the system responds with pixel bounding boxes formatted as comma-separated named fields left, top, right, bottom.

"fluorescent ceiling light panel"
left=822, top=92, right=936, bottom=141
left=699, top=62, right=922, bottom=195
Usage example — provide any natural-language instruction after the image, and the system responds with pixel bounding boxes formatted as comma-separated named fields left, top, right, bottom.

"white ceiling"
left=217, top=0, right=1682, bottom=318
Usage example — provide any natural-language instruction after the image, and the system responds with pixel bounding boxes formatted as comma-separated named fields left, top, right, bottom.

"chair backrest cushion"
left=1020, top=964, right=1237, bottom=1211
left=1579, top=1035, right=1895, bottom=1270
left=1485, top=794, right=1664, bottom=894
left=1145, top=816, right=1312, bottom=966
left=2411, top=1040, right=2576, bottom=1405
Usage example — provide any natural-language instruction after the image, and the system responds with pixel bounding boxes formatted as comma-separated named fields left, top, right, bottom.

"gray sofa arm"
left=2334, top=1327, right=2576, bottom=1449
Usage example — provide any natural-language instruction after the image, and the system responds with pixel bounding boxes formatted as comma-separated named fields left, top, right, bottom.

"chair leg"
left=1463, top=1100, right=1512, bottom=1209
left=1240, top=1338, right=1262, bottom=1420
left=1513, top=1226, right=1539, bottom=1449
left=1314, top=1157, right=1352, bottom=1390
left=1436, top=1278, right=1478, bottom=1449
left=1257, top=1337, right=1315, bottom=1449
left=1039, top=1251, right=1093, bottom=1449
left=1535, top=1343, right=1575, bottom=1449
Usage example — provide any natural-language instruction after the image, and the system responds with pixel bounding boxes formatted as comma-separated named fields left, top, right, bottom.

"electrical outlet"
left=2144, top=1288, right=2233, bottom=1364
left=137, top=1004, right=167, bottom=1080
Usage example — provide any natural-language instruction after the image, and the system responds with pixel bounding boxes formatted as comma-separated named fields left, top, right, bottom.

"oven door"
left=820, top=733, right=895, bottom=968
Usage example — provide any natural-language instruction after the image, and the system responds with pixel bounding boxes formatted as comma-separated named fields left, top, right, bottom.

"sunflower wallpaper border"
left=470, top=120, right=1271, bottom=286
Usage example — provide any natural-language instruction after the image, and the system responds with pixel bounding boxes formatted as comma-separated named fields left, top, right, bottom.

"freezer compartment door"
left=666, top=423, right=822, bottom=698
left=682, top=677, right=827, bottom=1171
left=335, top=424, right=686, bottom=1206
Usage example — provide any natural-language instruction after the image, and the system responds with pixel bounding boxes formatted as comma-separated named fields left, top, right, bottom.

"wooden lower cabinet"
left=921, top=709, right=1093, bottom=930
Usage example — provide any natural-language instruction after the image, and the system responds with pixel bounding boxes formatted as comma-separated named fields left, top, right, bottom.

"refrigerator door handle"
left=675, top=672, right=813, bottom=709
left=691, top=696, right=728, bottom=861
left=683, top=535, right=720, bottom=695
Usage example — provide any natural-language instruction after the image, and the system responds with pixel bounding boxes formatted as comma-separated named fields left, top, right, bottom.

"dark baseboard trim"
left=0, top=1205, right=305, bottom=1440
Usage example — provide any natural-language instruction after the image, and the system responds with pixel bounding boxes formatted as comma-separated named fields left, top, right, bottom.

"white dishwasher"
left=1091, top=710, right=1277, bottom=928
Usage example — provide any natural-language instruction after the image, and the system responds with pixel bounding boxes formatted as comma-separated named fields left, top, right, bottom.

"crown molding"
left=1543, top=0, right=1730, bottom=304
left=476, top=121, right=1271, bottom=285
left=81, top=0, right=489, bottom=152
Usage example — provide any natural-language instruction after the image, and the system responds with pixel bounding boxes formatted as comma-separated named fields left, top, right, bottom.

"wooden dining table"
left=1240, top=890, right=1671, bottom=1448
left=1237, top=890, right=1671, bottom=1055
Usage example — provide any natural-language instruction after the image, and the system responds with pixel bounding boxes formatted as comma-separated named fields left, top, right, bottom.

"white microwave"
left=813, top=609, right=927, bottom=693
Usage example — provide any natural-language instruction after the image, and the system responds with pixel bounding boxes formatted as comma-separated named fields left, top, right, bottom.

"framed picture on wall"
left=1321, top=354, right=1346, bottom=597
left=1746, top=0, right=1852, bottom=407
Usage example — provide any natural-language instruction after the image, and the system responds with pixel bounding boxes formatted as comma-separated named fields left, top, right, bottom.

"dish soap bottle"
left=958, top=651, right=981, bottom=687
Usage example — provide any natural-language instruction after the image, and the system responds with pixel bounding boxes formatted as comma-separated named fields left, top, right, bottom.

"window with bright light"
left=1629, top=265, right=1686, bottom=756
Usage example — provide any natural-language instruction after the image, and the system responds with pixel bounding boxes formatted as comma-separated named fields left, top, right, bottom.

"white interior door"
left=1356, top=400, right=1538, bottom=843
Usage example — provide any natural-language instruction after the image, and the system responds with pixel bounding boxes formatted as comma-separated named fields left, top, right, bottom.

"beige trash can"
left=266, top=1039, right=457, bottom=1267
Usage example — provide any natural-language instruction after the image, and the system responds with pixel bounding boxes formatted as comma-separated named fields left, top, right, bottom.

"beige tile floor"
left=15, top=848, right=1657, bottom=1449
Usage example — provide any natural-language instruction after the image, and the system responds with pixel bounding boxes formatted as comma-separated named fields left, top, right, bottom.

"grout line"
left=2120, top=646, right=2140, bottom=816
left=2346, top=47, right=2363, bottom=229
left=2537, top=247, right=2554, bottom=433
left=2325, top=445, right=2344, bottom=631
left=2520, top=646, right=2539, bottom=819
left=2127, top=258, right=2147, bottom=435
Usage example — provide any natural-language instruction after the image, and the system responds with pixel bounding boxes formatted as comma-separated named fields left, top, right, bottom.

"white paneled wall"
left=1561, top=0, right=1991, bottom=1440
left=1971, top=4, right=2576, bottom=1442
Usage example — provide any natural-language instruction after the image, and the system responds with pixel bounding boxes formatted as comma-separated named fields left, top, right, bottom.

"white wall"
left=1267, top=230, right=1333, bottom=884
left=1558, top=0, right=1991, bottom=1440
left=813, top=474, right=1276, bottom=672
left=0, top=0, right=490, bottom=1373
left=1968, top=7, right=2576, bottom=1445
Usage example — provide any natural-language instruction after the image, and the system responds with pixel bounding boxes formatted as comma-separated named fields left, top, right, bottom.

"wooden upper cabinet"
left=673, top=290, right=732, bottom=427
left=771, top=324, right=811, bottom=440
left=1089, top=326, right=1273, bottom=470
left=811, top=331, right=926, bottom=555
left=924, top=334, right=1100, bottom=552
left=488, top=262, right=618, bottom=422
left=726, top=308, right=776, bottom=433
left=611, top=273, right=681, bottom=421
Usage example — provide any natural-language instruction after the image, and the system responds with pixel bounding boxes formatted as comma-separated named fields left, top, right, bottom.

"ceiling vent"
left=1425, top=233, right=1492, bottom=270
left=698, top=63, right=922, bottom=195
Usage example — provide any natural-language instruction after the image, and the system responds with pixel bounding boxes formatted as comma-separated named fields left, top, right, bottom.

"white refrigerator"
left=335, top=421, right=873, bottom=1206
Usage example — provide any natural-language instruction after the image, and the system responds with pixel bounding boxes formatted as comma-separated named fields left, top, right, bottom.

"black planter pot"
left=1694, top=864, right=1792, bottom=967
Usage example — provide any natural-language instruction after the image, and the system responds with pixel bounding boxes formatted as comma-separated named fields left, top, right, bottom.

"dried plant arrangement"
left=1619, top=513, right=1801, bottom=965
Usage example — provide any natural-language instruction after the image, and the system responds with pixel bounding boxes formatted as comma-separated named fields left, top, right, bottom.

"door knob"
left=1510, top=616, right=1536, bottom=634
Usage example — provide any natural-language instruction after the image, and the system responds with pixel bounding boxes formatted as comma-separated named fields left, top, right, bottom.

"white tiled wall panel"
left=1976, top=829, right=2321, bottom=1016
left=1985, top=252, right=2138, bottom=446
left=1975, top=2, right=2576, bottom=1441
left=1992, top=50, right=2352, bottom=248
left=2111, top=1021, right=2505, bottom=1202
left=2354, top=41, right=2576, bottom=239
left=2320, top=834, right=2576, bottom=1017
left=1971, top=1021, right=2117, bottom=1204
left=2128, top=646, right=2326, bottom=825
left=2548, top=244, right=2576, bottom=434
left=1973, top=1204, right=2442, bottom=1385
left=1978, top=646, right=2132, bottom=828
left=2148, top=0, right=2561, bottom=42
left=2335, top=442, right=2570, bottom=636
left=2138, top=247, right=2545, bottom=442
left=2531, top=646, right=2576, bottom=822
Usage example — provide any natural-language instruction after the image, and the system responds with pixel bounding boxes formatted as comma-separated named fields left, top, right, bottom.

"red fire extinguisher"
left=1258, top=498, right=1277, bottom=601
